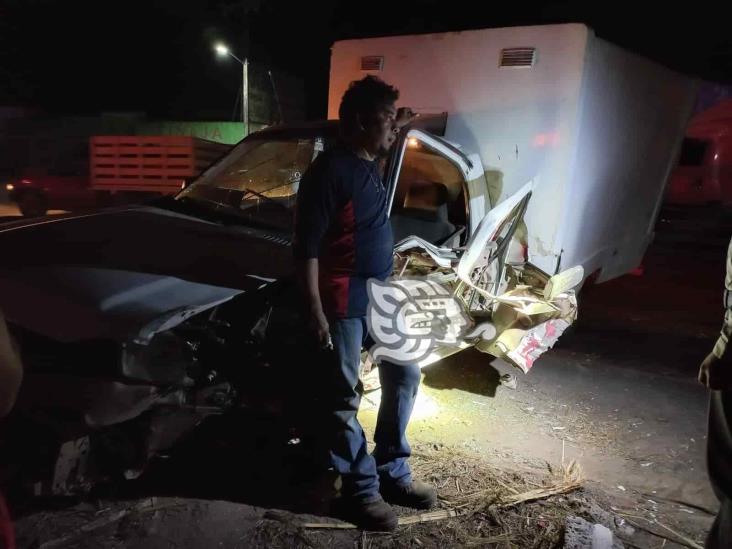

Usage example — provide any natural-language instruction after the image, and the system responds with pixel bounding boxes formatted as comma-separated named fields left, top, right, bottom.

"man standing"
left=293, top=76, right=436, bottom=531
left=699, top=237, right=732, bottom=547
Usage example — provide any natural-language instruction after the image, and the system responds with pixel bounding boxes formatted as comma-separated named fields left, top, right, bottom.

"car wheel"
left=17, top=191, right=48, bottom=217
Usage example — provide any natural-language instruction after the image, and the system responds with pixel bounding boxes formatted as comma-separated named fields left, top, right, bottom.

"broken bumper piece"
left=390, top=236, right=581, bottom=373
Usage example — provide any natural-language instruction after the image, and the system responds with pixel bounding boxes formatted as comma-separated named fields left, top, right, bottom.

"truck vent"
left=360, top=56, right=384, bottom=71
left=499, top=47, right=536, bottom=68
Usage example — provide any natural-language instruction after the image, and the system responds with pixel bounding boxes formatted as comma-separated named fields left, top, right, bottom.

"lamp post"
left=214, top=43, right=249, bottom=136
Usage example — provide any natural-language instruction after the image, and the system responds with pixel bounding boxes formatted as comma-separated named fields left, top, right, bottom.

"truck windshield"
left=177, top=133, right=331, bottom=216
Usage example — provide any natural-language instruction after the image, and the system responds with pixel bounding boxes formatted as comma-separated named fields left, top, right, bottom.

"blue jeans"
left=326, top=317, right=421, bottom=502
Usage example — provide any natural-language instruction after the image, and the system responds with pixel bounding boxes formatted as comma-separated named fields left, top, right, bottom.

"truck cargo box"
left=329, top=24, right=698, bottom=281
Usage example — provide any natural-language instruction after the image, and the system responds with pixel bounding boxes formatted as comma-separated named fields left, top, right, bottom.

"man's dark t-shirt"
left=293, top=145, right=394, bottom=319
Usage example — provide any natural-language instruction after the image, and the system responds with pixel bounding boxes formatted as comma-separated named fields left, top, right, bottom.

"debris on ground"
left=13, top=444, right=705, bottom=548
left=238, top=446, right=591, bottom=547
left=499, top=373, right=518, bottom=390
left=563, top=515, right=624, bottom=549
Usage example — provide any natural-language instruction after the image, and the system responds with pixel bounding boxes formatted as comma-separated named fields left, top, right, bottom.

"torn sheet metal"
left=470, top=269, right=578, bottom=372
left=390, top=233, right=581, bottom=374
left=457, top=180, right=533, bottom=283
left=52, top=436, right=91, bottom=495
left=393, top=237, right=458, bottom=269
left=505, top=317, right=572, bottom=373
left=479, top=291, right=577, bottom=373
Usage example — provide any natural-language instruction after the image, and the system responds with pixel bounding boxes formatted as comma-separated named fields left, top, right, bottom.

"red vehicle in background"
left=6, top=136, right=230, bottom=217
left=6, top=173, right=96, bottom=217
left=667, top=99, right=732, bottom=206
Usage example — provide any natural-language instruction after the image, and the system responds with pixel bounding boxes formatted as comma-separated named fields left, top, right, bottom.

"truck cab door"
left=386, top=129, right=482, bottom=248
left=457, top=181, right=533, bottom=304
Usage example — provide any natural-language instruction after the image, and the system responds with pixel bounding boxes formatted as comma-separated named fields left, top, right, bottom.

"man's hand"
left=396, top=107, right=418, bottom=129
left=699, top=351, right=732, bottom=390
left=309, top=308, right=331, bottom=349
left=296, top=258, right=332, bottom=349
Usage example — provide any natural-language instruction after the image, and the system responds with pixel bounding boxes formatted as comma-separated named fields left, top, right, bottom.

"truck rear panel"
left=90, top=136, right=231, bottom=194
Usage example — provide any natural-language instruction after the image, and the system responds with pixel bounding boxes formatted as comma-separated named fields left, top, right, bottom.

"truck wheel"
left=17, top=191, right=48, bottom=217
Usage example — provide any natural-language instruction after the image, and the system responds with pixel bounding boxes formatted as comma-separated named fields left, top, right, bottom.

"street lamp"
left=214, top=42, right=249, bottom=135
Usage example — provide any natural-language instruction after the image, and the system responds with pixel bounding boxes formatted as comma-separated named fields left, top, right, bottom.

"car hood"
left=0, top=206, right=294, bottom=341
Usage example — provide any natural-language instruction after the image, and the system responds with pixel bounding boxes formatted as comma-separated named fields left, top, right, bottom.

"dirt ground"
left=10, top=445, right=706, bottom=548
left=8, top=204, right=729, bottom=548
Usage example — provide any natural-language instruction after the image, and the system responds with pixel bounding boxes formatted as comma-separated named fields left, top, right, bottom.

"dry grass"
left=286, top=445, right=588, bottom=548
left=376, top=445, right=585, bottom=548
left=20, top=446, right=594, bottom=549
left=412, top=445, right=583, bottom=509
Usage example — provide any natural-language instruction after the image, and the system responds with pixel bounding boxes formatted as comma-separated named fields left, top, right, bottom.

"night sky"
left=1, top=0, right=730, bottom=120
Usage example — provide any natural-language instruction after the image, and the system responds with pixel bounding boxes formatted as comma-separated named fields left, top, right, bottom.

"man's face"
left=363, top=102, right=398, bottom=157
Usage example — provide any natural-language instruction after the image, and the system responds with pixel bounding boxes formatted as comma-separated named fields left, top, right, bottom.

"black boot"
left=381, top=480, right=437, bottom=510
left=331, top=496, right=399, bottom=531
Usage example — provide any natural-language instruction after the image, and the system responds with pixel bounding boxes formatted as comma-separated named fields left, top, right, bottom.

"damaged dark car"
left=0, top=120, right=578, bottom=495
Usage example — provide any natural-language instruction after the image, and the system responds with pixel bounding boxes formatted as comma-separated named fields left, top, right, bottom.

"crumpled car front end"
left=0, top=267, right=312, bottom=495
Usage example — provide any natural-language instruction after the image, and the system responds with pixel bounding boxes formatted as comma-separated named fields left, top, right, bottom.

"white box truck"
left=329, top=23, right=698, bottom=282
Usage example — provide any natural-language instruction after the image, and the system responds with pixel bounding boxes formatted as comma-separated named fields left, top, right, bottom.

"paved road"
left=0, top=203, right=67, bottom=218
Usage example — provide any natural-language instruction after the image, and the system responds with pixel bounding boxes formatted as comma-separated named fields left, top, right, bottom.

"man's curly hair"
left=338, top=75, right=399, bottom=136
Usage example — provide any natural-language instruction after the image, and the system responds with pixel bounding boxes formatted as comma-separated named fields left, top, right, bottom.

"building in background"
left=0, top=63, right=304, bottom=189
